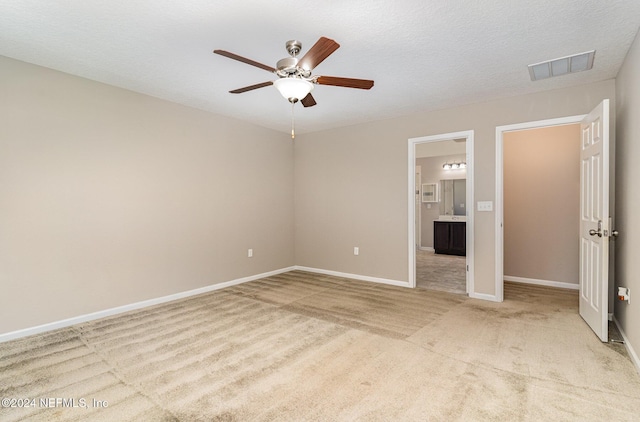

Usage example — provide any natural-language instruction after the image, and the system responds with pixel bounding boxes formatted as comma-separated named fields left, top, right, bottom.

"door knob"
left=589, top=228, right=602, bottom=237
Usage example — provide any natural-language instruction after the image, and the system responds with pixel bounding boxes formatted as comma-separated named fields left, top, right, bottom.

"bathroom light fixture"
left=443, top=161, right=466, bottom=170
left=528, top=50, right=595, bottom=81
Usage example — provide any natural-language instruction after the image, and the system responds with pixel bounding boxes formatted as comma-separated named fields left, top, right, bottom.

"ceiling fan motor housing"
left=276, top=57, right=312, bottom=79
left=277, top=57, right=299, bottom=73
left=276, top=40, right=313, bottom=79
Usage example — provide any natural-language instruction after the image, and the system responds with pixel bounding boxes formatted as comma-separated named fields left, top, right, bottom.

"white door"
left=579, top=99, right=610, bottom=342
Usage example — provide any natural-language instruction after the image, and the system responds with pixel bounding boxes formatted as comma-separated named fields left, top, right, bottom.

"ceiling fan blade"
left=229, top=81, right=273, bottom=94
left=301, top=93, right=317, bottom=107
left=213, top=50, right=276, bottom=73
left=298, top=37, right=340, bottom=70
left=316, top=76, right=374, bottom=89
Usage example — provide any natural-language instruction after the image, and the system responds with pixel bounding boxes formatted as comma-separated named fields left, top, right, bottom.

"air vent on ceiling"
left=528, top=50, right=595, bottom=81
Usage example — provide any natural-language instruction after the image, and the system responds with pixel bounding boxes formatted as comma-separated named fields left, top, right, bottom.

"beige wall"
left=614, top=29, right=640, bottom=362
left=295, top=80, right=615, bottom=294
left=0, top=56, right=295, bottom=334
left=503, top=125, right=580, bottom=284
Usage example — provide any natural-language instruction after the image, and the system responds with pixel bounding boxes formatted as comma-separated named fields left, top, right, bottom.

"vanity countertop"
left=438, top=215, right=466, bottom=222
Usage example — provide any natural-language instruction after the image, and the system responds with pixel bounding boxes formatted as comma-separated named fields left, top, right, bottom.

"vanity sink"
left=438, top=215, right=466, bottom=222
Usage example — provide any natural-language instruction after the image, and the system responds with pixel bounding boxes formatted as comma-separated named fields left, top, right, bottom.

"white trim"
left=416, top=164, right=422, bottom=249
left=504, top=275, right=579, bottom=290
left=613, top=316, right=640, bottom=375
left=0, top=266, right=295, bottom=343
left=468, top=292, right=501, bottom=302
left=495, top=115, right=585, bottom=303
left=419, top=246, right=435, bottom=252
left=408, top=130, right=475, bottom=296
left=467, top=136, right=475, bottom=296
left=495, top=128, right=504, bottom=302
left=408, top=139, right=417, bottom=288
left=294, top=266, right=409, bottom=287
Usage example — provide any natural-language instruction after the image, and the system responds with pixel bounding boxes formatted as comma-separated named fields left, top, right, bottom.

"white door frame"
left=415, top=165, right=422, bottom=249
left=495, top=115, right=585, bottom=302
left=408, top=130, right=474, bottom=293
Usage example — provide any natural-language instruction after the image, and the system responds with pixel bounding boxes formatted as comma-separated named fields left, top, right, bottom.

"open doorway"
left=496, top=101, right=613, bottom=342
left=408, top=131, right=475, bottom=296
left=495, top=115, right=585, bottom=301
left=416, top=148, right=467, bottom=293
left=503, top=124, right=581, bottom=293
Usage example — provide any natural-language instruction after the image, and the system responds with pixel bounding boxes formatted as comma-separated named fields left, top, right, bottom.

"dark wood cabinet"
left=434, top=221, right=466, bottom=256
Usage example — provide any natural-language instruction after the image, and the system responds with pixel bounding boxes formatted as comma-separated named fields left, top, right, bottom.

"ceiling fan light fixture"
left=274, top=78, right=314, bottom=102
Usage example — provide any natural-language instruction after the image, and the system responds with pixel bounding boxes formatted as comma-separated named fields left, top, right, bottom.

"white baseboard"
left=0, top=266, right=296, bottom=344
left=504, top=275, right=579, bottom=290
left=294, top=266, right=409, bottom=288
left=613, top=316, right=640, bottom=375
left=468, top=292, right=501, bottom=302
left=418, top=246, right=434, bottom=252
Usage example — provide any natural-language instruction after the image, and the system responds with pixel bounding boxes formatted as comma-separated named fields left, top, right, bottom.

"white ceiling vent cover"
left=528, top=50, right=595, bottom=81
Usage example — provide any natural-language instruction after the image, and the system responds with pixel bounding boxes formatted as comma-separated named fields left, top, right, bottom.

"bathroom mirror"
left=440, top=179, right=466, bottom=216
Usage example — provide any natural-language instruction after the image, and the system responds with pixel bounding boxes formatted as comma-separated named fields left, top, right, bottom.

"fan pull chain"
left=291, top=101, right=295, bottom=139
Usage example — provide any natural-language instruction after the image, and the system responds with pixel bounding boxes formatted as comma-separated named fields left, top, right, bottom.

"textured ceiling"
left=1, top=1, right=639, bottom=135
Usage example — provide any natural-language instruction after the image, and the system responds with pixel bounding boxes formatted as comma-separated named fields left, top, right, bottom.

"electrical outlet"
left=354, top=247, right=359, bottom=256
left=248, top=249, right=253, bottom=258
left=618, top=287, right=630, bottom=303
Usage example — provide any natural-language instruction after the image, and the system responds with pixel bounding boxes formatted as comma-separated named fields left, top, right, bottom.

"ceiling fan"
left=213, top=37, right=374, bottom=108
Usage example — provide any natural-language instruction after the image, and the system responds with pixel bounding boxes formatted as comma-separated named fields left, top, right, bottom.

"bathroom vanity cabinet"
left=434, top=221, right=466, bottom=256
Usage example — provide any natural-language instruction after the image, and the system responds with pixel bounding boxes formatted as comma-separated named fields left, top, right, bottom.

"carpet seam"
left=71, top=325, right=180, bottom=421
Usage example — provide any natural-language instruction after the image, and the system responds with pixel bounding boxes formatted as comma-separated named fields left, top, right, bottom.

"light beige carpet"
left=1, top=272, right=639, bottom=421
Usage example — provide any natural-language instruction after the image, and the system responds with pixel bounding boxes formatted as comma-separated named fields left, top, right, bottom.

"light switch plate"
left=477, top=201, right=493, bottom=211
